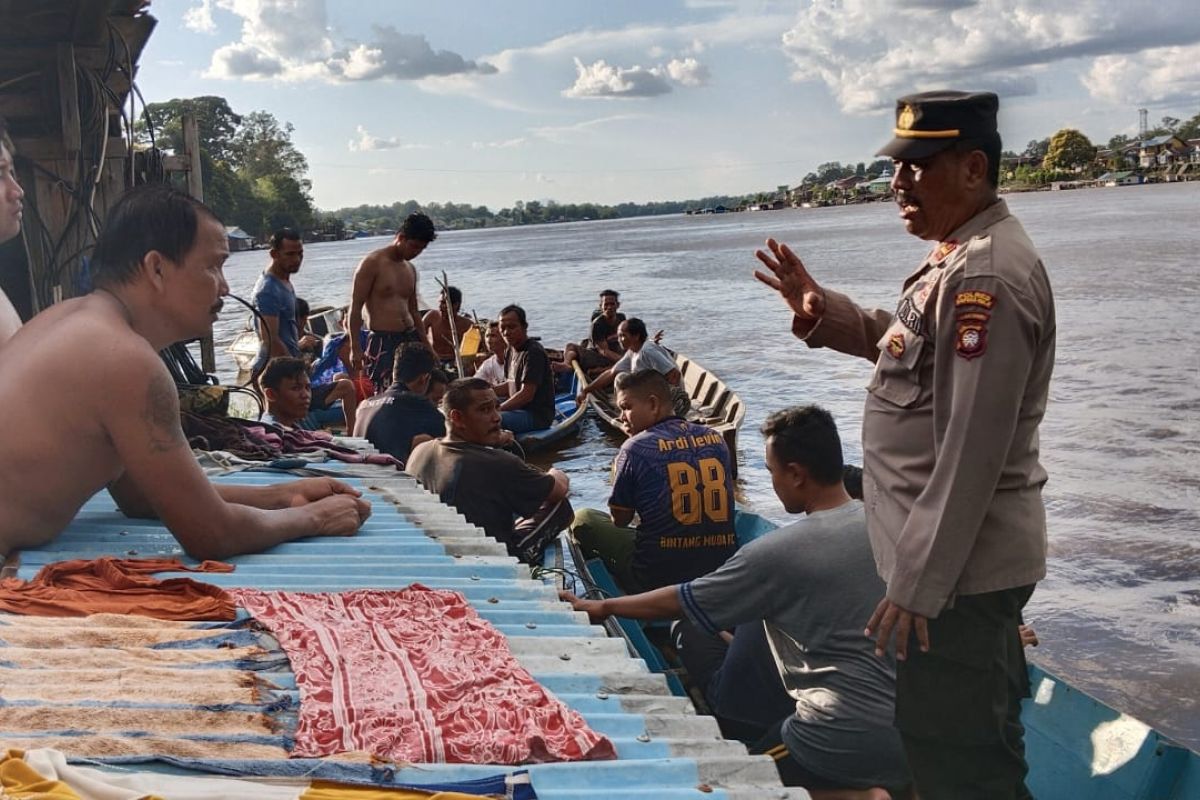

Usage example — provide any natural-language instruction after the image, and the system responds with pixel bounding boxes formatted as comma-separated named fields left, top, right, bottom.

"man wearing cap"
left=755, top=91, right=1055, bottom=799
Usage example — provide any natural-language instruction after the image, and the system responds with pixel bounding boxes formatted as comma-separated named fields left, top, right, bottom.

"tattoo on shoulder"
left=143, top=372, right=184, bottom=453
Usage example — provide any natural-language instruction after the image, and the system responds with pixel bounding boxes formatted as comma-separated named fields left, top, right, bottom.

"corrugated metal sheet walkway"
left=4, top=460, right=806, bottom=799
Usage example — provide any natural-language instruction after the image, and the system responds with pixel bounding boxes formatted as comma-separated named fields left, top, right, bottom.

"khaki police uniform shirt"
left=795, top=199, right=1056, bottom=618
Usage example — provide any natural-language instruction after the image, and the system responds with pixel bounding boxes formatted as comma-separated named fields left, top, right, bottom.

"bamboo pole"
left=435, top=271, right=465, bottom=377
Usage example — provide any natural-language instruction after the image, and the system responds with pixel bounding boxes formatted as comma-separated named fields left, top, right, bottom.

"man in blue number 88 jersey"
left=572, top=369, right=736, bottom=592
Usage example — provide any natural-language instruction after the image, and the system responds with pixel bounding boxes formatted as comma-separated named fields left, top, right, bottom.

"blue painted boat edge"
left=735, top=509, right=1200, bottom=800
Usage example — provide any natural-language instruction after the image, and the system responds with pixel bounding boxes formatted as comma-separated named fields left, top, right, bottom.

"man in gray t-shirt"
left=563, top=405, right=910, bottom=795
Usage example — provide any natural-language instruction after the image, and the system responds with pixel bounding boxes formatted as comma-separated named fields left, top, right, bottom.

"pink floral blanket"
left=231, top=585, right=616, bottom=765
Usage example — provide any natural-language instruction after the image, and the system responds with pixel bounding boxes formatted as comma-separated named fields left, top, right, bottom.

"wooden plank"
left=55, top=42, right=80, bottom=158
left=181, top=113, right=203, bottom=202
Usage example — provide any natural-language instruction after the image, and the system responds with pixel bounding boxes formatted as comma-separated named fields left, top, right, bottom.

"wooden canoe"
left=513, top=361, right=588, bottom=454
left=581, top=352, right=745, bottom=474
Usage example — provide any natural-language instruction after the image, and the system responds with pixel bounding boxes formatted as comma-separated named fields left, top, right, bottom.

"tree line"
left=140, top=95, right=1199, bottom=238
left=137, top=96, right=316, bottom=239
left=1004, top=110, right=1200, bottom=186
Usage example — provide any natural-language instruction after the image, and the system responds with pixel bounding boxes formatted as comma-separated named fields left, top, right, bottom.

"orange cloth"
left=0, top=558, right=236, bottom=620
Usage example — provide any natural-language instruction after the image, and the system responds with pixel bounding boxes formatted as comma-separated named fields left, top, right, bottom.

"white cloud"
left=562, top=56, right=713, bottom=98
left=348, top=125, right=428, bottom=152
left=183, top=0, right=217, bottom=33
left=667, top=57, right=710, bottom=87
left=564, top=58, right=673, bottom=98
left=471, top=137, right=528, bottom=149
left=530, top=114, right=642, bottom=143
left=203, top=0, right=495, bottom=82
left=1083, top=44, right=1200, bottom=106
left=418, top=14, right=788, bottom=106
left=780, top=0, right=1200, bottom=114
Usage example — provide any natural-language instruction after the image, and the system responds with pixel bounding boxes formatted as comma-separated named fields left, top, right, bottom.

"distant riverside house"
left=225, top=226, right=254, bottom=252
left=1097, top=171, right=1142, bottom=187
left=1138, top=135, right=1188, bottom=169
left=859, top=172, right=893, bottom=196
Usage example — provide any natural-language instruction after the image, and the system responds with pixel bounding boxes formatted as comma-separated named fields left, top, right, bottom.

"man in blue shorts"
left=571, top=369, right=735, bottom=592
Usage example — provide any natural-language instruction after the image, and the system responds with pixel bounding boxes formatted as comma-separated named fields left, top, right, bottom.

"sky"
left=138, top=0, right=1200, bottom=211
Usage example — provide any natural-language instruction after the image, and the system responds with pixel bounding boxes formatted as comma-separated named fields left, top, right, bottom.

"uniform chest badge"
left=932, top=240, right=958, bottom=263
left=886, top=333, right=906, bottom=359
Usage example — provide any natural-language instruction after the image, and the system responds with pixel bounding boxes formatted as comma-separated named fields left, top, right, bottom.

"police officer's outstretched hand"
left=754, top=238, right=827, bottom=321
left=865, top=597, right=930, bottom=661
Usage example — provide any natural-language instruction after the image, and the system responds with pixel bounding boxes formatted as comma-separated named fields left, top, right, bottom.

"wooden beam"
left=180, top=112, right=214, bottom=373
left=55, top=42, right=80, bottom=159
left=181, top=113, right=203, bottom=203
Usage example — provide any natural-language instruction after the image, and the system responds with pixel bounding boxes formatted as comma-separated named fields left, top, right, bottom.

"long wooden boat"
left=581, top=352, right=745, bottom=473
left=513, top=361, right=587, bottom=454
left=549, top=513, right=1200, bottom=799
left=225, top=305, right=343, bottom=373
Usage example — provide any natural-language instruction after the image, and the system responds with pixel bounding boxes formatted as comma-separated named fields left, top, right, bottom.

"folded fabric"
left=0, top=558, right=235, bottom=620
left=233, top=586, right=617, bottom=765
left=3, top=749, right=506, bottom=800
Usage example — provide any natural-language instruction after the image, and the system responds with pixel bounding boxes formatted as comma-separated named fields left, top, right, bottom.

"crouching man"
left=406, top=378, right=571, bottom=564
left=562, top=406, right=911, bottom=798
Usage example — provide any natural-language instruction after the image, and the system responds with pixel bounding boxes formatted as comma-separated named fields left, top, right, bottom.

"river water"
left=211, top=181, right=1200, bottom=751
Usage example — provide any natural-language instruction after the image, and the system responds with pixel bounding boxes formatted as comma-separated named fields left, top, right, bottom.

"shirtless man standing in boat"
left=0, top=185, right=371, bottom=561
left=348, top=212, right=437, bottom=391
left=0, top=116, right=27, bottom=345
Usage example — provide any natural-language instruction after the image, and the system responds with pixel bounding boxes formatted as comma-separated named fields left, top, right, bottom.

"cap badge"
left=898, top=104, right=916, bottom=131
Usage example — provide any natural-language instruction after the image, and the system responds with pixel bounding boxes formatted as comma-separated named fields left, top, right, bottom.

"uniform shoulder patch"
left=886, top=333, right=906, bottom=360
left=955, top=314, right=989, bottom=360
left=955, top=290, right=996, bottom=310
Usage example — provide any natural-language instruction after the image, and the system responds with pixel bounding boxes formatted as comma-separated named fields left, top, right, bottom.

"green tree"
left=1023, top=138, right=1050, bottom=161
left=231, top=111, right=310, bottom=185
left=140, top=96, right=242, bottom=162
left=1042, top=129, right=1096, bottom=171
left=1176, top=111, right=1200, bottom=141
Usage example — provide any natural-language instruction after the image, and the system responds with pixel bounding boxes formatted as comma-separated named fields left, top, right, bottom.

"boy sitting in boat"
left=353, top=343, right=446, bottom=463
left=406, top=378, right=571, bottom=564
left=570, top=369, right=735, bottom=592
left=563, top=405, right=911, bottom=799
left=260, top=357, right=338, bottom=433
left=0, top=185, right=370, bottom=562
left=576, top=318, right=690, bottom=419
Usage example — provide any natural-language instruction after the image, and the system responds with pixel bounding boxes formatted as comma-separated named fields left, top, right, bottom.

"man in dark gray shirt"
left=562, top=406, right=910, bottom=797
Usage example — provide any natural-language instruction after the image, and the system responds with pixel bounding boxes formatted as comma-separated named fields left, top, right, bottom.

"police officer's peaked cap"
left=877, top=90, right=999, bottom=160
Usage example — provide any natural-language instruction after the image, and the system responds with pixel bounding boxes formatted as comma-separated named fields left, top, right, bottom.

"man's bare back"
left=424, top=308, right=474, bottom=360
left=0, top=297, right=135, bottom=551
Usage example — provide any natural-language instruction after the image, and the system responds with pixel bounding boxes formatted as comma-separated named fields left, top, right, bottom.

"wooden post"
left=181, top=113, right=215, bottom=373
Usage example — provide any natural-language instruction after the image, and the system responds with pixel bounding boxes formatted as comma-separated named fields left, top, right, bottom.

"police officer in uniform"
left=754, top=91, right=1056, bottom=799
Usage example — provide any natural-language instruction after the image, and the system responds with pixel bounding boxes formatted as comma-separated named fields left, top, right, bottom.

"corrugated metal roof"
left=4, top=455, right=806, bottom=799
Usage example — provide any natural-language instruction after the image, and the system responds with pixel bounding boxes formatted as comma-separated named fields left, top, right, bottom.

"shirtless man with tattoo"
left=348, top=211, right=437, bottom=391
left=0, top=185, right=371, bottom=561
